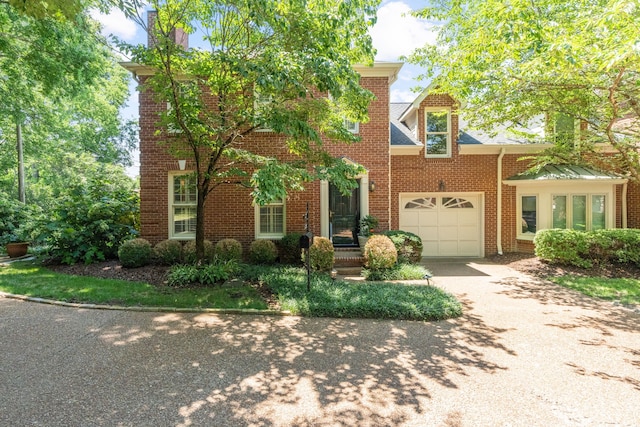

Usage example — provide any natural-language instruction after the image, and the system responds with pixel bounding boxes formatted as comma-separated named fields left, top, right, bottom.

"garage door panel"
left=400, top=194, right=482, bottom=257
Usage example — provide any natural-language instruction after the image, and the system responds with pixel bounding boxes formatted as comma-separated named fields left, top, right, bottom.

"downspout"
left=622, top=182, right=628, bottom=229
left=496, top=148, right=506, bottom=255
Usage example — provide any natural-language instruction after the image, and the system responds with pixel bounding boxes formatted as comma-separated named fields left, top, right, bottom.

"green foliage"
left=363, top=263, right=432, bottom=282
left=42, top=166, right=139, bottom=265
left=249, top=239, right=278, bottom=264
left=153, top=239, right=183, bottom=266
left=534, top=228, right=640, bottom=268
left=183, top=240, right=216, bottom=264
left=0, top=192, right=42, bottom=246
left=308, top=236, right=334, bottom=272
left=382, top=230, right=423, bottom=264
left=278, top=232, right=303, bottom=265
left=242, top=265, right=462, bottom=320
left=167, top=260, right=240, bottom=287
left=118, top=238, right=152, bottom=268
left=363, top=235, right=398, bottom=270
left=408, top=0, right=640, bottom=180
left=359, top=214, right=379, bottom=237
left=215, top=238, right=243, bottom=262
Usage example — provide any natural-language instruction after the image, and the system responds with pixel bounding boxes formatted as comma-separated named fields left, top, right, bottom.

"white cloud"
left=91, top=9, right=139, bottom=41
left=371, top=1, right=438, bottom=61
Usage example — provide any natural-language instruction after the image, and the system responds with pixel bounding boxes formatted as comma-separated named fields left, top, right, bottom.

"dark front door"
left=329, top=181, right=360, bottom=246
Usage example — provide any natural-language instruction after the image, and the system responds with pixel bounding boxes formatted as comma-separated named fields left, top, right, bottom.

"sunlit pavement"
left=1, top=259, right=638, bottom=426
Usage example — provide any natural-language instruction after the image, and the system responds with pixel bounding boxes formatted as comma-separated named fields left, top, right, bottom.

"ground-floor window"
left=255, top=198, right=285, bottom=238
left=552, top=194, right=606, bottom=231
left=520, top=195, right=537, bottom=234
left=169, top=173, right=197, bottom=239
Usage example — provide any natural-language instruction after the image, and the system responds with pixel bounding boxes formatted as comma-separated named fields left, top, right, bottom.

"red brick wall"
left=137, top=75, right=392, bottom=249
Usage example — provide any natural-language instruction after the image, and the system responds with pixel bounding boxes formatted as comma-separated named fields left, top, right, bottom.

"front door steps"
left=334, top=247, right=363, bottom=276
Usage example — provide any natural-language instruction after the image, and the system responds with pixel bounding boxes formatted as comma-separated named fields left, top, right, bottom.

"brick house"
left=122, top=37, right=640, bottom=258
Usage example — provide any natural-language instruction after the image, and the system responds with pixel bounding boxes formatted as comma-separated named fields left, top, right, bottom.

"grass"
left=362, top=263, right=431, bottom=281
left=241, top=266, right=462, bottom=321
left=549, top=275, right=640, bottom=306
left=0, top=261, right=268, bottom=310
left=0, top=261, right=462, bottom=321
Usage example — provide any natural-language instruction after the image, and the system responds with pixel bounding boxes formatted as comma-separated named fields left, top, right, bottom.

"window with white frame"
left=255, top=198, right=285, bottom=238
left=344, top=119, right=359, bottom=134
left=169, top=173, right=197, bottom=239
left=425, top=109, right=451, bottom=157
left=552, top=193, right=606, bottom=231
left=554, top=113, right=578, bottom=146
left=520, top=195, right=537, bottom=235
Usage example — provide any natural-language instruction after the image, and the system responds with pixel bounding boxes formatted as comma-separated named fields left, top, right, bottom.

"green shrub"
left=278, top=232, right=303, bottom=265
left=118, top=238, right=152, bottom=268
left=593, top=229, right=640, bottom=265
left=249, top=239, right=278, bottom=264
left=308, top=236, right=334, bottom=271
left=534, top=229, right=592, bottom=268
left=364, top=235, right=398, bottom=270
left=215, top=238, right=243, bottom=262
left=363, top=263, right=431, bottom=281
left=153, top=239, right=183, bottom=265
left=42, top=170, right=139, bottom=264
left=0, top=193, right=43, bottom=247
left=359, top=214, right=379, bottom=237
left=183, top=240, right=216, bottom=264
left=167, top=259, right=240, bottom=287
left=382, top=230, right=423, bottom=263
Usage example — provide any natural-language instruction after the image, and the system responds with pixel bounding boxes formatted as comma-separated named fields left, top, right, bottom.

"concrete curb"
left=0, top=291, right=292, bottom=316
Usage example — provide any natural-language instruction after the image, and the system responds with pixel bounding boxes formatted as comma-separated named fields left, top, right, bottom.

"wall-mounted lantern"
left=369, top=180, right=376, bottom=192
left=178, top=159, right=187, bottom=170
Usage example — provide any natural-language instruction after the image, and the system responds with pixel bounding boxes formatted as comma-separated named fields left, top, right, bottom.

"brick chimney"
left=146, top=10, right=188, bottom=49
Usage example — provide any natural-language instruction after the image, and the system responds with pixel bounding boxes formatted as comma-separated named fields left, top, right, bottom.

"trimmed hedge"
left=278, top=232, right=303, bottom=265
left=534, top=228, right=640, bottom=268
left=249, top=239, right=278, bottom=264
left=183, top=240, right=216, bottom=264
left=153, top=239, right=183, bottom=265
left=364, top=235, right=398, bottom=270
left=309, top=236, right=334, bottom=272
left=118, top=238, right=152, bottom=268
left=382, top=230, right=423, bottom=264
left=215, top=238, right=243, bottom=262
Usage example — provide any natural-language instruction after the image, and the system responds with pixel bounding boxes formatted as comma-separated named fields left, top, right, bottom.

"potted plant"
left=358, top=214, right=379, bottom=253
left=0, top=195, right=36, bottom=258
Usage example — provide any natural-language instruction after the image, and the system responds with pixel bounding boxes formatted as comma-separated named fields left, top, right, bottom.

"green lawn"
left=0, top=261, right=462, bottom=321
left=0, top=261, right=268, bottom=310
left=549, top=275, right=640, bottom=306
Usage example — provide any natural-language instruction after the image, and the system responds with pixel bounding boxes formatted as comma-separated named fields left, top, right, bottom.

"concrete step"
left=334, top=248, right=363, bottom=268
left=334, top=266, right=362, bottom=277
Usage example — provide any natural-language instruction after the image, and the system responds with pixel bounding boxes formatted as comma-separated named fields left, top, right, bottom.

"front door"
left=329, top=181, right=360, bottom=246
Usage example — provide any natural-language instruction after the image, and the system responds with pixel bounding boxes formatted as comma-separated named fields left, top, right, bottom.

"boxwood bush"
left=153, top=239, right=183, bottom=265
left=534, top=228, right=640, bottom=268
left=118, top=238, right=152, bottom=268
left=364, top=234, right=398, bottom=270
left=382, top=230, right=423, bottom=264
left=215, top=238, right=243, bottom=262
left=183, top=240, right=216, bottom=264
left=309, top=236, right=334, bottom=272
left=278, top=232, right=303, bottom=265
left=249, top=239, right=278, bottom=264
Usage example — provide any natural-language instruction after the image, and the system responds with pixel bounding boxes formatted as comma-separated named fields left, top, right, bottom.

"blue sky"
left=92, top=0, right=438, bottom=173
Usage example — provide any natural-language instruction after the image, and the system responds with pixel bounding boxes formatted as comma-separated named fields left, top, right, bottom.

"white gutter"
left=622, top=182, right=628, bottom=228
left=497, top=148, right=506, bottom=255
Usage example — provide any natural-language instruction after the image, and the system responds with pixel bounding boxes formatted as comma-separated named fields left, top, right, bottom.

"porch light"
left=369, top=180, right=376, bottom=192
left=178, top=159, right=186, bottom=170
left=438, top=179, right=445, bottom=191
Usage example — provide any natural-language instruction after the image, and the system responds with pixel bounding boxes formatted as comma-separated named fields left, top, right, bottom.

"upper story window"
left=169, top=173, right=197, bottom=239
left=425, top=109, right=451, bottom=158
left=344, top=119, right=359, bottom=134
left=554, top=113, right=578, bottom=146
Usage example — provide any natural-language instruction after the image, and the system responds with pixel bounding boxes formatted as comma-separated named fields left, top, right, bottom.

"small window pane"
left=426, top=112, right=448, bottom=132
left=405, top=197, right=436, bottom=209
left=521, top=195, right=537, bottom=233
left=443, top=197, right=473, bottom=208
left=173, top=207, right=196, bottom=236
left=260, top=205, right=283, bottom=234
left=173, top=175, right=197, bottom=204
left=572, top=195, right=587, bottom=231
left=591, top=195, right=606, bottom=230
left=426, top=134, right=448, bottom=155
left=553, top=195, right=567, bottom=228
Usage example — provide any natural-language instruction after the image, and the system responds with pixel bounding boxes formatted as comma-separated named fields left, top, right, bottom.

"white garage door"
left=399, top=194, right=483, bottom=257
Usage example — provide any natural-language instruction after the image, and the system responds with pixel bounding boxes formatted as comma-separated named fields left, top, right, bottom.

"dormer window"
left=554, top=113, right=578, bottom=145
left=425, top=109, right=451, bottom=158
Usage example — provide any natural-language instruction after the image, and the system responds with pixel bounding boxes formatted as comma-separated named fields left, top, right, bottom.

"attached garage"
left=399, top=193, right=484, bottom=257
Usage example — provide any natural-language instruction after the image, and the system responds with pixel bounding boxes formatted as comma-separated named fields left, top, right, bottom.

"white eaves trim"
left=458, top=144, right=552, bottom=155
left=391, top=144, right=423, bottom=156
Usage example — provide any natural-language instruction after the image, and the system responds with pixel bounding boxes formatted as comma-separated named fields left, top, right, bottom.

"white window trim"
left=517, top=193, right=538, bottom=240
left=254, top=198, right=286, bottom=239
left=550, top=192, right=607, bottom=231
left=344, top=118, right=359, bottom=134
left=168, top=171, right=197, bottom=240
left=166, top=102, right=183, bottom=134
left=424, top=108, right=452, bottom=158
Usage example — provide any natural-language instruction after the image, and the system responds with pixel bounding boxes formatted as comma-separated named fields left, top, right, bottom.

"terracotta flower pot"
left=6, top=242, right=29, bottom=258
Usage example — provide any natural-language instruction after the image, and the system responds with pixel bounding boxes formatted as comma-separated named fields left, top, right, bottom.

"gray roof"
left=505, top=164, right=621, bottom=181
left=390, top=103, right=422, bottom=146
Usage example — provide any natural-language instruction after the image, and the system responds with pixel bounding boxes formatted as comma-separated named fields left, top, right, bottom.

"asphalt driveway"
left=0, top=259, right=638, bottom=426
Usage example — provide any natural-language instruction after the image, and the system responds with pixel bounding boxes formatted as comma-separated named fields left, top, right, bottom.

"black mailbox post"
left=299, top=232, right=313, bottom=249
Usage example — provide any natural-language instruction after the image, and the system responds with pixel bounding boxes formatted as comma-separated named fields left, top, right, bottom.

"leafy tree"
left=407, top=0, right=640, bottom=179
left=120, top=0, right=379, bottom=261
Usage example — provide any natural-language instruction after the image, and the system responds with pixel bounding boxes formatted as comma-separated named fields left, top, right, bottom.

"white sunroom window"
left=552, top=194, right=607, bottom=231
left=170, top=173, right=197, bottom=239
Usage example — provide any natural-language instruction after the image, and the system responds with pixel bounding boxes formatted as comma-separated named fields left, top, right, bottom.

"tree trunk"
left=16, top=121, right=25, bottom=203
left=195, top=188, right=206, bottom=263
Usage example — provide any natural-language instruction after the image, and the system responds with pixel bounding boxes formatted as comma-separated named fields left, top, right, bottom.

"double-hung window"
left=425, top=109, right=451, bottom=157
left=255, top=198, right=285, bottom=238
left=169, top=173, right=197, bottom=239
